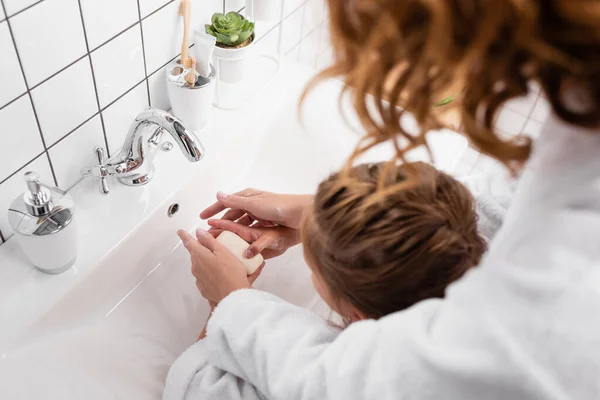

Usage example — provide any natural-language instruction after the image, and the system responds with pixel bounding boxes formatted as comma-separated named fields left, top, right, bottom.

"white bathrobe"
left=164, top=114, right=600, bottom=400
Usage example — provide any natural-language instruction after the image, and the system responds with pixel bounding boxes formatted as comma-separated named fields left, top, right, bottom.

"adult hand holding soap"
left=217, top=231, right=264, bottom=275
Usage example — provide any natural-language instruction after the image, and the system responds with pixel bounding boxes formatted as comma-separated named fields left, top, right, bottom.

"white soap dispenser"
left=8, top=171, right=77, bottom=274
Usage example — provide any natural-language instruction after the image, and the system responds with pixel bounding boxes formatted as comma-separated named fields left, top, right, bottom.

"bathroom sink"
left=0, top=62, right=467, bottom=398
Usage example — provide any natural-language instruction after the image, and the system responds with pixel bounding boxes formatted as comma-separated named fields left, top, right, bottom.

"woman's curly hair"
left=304, top=0, right=600, bottom=173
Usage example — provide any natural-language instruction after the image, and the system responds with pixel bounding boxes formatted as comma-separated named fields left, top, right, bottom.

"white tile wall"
left=148, top=70, right=170, bottom=111
left=254, top=25, right=280, bottom=55
left=103, top=82, right=149, bottom=154
left=281, top=5, right=304, bottom=53
left=302, top=0, right=324, bottom=33
left=80, top=0, right=139, bottom=50
left=495, top=86, right=551, bottom=138
left=91, top=25, right=146, bottom=107
left=142, top=1, right=185, bottom=74
left=283, top=0, right=304, bottom=16
left=495, top=107, right=528, bottom=137
left=3, top=0, right=39, bottom=17
left=49, top=115, right=105, bottom=189
left=31, top=57, right=97, bottom=146
left=298, top=24, right=320, bottom=68
left=11, top=0, right=87, bottom=87
left=0, top=21, right=26, bottom=107
left=0, top=0, right=329, bottom=244
left=139, top=0, right=172, bottom=18
left=225, top=0, right=244, bottom=12
left=285, top=43, right=300, bottom=63
left=0, top=96, right=44, bottom=182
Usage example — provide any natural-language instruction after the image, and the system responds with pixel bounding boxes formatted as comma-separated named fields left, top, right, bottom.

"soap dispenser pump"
left=8, top=171, right=77, bottom=274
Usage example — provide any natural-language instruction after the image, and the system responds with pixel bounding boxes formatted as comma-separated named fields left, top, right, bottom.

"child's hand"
left=207, top=218, right=301, bottom=259
left=178, top=229, right=252, bottom=304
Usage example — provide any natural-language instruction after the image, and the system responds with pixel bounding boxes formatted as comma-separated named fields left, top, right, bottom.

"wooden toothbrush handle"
left=184, top=57, right=196, bottom=85
left=181, top=0, right=190, bottom=61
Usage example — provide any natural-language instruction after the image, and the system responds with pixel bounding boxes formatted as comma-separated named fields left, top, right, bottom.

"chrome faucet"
left=82, top=108, right=204, bottom=194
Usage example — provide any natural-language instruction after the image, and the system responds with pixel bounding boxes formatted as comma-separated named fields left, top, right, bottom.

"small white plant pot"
left=166, top=61, right=216, bottom=130
left=246, top=0, right=281, bottom=21
left=213, top=35, right=254, bottom=84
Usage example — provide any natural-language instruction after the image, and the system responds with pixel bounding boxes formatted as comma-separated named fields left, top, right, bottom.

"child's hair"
left=302, top=162, right=486, bottom=320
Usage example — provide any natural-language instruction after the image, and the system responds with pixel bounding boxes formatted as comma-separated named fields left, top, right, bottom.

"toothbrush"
left=179, top=0, right=190, bottom=62
left=179, top=0, right=195, bottom=85
left=184, top=57, right=197, bottom=86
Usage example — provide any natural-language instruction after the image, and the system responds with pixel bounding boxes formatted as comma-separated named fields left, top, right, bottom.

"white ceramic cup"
left=166, top=63, right=215, bottom=130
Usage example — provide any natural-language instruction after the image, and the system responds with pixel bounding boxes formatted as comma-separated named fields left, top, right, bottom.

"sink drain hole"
left=168, top=203, right=180, bottom=217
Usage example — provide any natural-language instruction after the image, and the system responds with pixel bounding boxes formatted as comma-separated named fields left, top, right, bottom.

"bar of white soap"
left=216, top=231, right=264, bottom=275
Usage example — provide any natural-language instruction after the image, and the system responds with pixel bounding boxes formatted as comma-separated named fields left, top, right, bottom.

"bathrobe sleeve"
left=191, top=289, right=450, bottom=400
left=162, top=331, right=265, bottom=400
left=162, top=290, right=344, bottom=400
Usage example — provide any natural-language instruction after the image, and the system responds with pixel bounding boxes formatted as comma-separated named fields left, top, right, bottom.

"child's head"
left=302, top=161, right=486, bottom=323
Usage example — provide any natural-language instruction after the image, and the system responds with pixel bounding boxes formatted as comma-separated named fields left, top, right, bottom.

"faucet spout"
left=127, top=109, right=204, bottom=162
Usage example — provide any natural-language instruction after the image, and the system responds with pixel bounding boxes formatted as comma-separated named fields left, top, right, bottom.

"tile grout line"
left=521, top=92, right=542, bottom=134
left=283, top=2, right=308, bottom=58
left=285, top=26, right=321, bottom=58
left=0, top=229, right=5, bottom=243
left=89, top=21, right=140, bottom=53
left=136, top=0, right=152, bottom=107
left=0, top=0, right=58, bottom=186
left=45, top=71, right=154, bottom=153
left=0, top=91, right=28, bottom=111
left=299, top=0, right=307, bottom=40
left=0, top=150, right=46, bottom=186
left=28, top=54, right=89, bottom=91
left=143, top=0, right=176, bottom=21
left=146, top=43, right=194, bottom=79
left=77, top=0, right=110, bottom=158
left=3, top=0, right=44, bottom=20
left=255, top=2, right=312, bottom=52
left=47, top=112, right=100, bottom=152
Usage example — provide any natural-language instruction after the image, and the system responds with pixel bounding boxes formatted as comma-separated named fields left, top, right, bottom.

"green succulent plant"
left=206, top=12, right=255, bottom=47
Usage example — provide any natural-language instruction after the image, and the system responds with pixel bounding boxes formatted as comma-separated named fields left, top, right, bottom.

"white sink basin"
left=0, top=62, right=467, bottom=399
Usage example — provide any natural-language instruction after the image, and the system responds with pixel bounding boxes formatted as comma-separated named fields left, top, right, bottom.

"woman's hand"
left=200, top=189, right=312, bottom=229
left=178, top=229, right=264, bottom=304
left=207, top=218, right=301, bottom=259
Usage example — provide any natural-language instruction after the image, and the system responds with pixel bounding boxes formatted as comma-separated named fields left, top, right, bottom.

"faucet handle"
left=81, top=147, right=110, bottom=195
